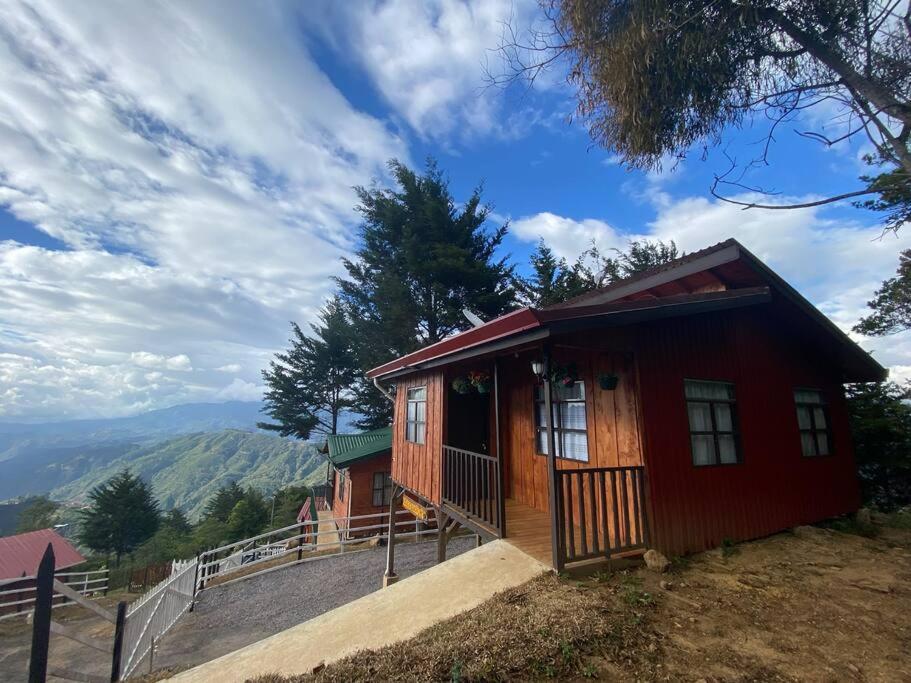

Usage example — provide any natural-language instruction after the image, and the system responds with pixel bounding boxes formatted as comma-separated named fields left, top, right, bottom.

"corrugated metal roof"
left=326, top=426, right=392, bottom=468
left=367, top=238, right=886, bottom=383
left=0, top=528, right=85, bottom=579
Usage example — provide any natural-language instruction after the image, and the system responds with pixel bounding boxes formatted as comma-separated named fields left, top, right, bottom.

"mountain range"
left=0, top=401, right=343, bottom=519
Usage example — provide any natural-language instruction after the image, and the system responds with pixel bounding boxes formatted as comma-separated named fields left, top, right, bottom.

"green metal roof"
left=325, top=426, right=392, bottom=468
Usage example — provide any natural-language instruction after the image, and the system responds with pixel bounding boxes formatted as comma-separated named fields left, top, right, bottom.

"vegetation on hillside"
left=50, top=429, right=325, bottom=520
left=15, top=495, right=60, bottom=533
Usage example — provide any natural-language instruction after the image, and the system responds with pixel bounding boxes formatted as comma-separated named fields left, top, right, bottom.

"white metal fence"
left=119, top=559, right=197, bottom=678
left=197, top=507, right=436, bottom=587
left=0, top=568, right=109, bottom=621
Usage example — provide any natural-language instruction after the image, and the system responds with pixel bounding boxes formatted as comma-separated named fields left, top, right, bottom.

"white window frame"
left=533, top=381, right=589, bottom=462
left=405, top=386, right=427, bottom=444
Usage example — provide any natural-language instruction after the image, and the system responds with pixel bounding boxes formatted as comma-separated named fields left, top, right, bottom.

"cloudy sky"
left=0, top=0, right=908, bottom=422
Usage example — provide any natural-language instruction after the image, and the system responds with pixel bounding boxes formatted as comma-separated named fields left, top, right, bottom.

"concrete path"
left=170, top=540, right=547, bottom=682
left=315, top=509, right=340, bottom=549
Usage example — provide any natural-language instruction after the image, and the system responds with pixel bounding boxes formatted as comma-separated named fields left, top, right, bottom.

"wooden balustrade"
left=441, top=445, right=502, bottom=534
left=556, top=465, right=648, bottom=564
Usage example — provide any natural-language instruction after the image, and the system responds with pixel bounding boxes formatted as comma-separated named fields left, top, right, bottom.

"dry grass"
left=246, top=520, right=911, bottom=683
left=251, top=571, right=662, bottom=682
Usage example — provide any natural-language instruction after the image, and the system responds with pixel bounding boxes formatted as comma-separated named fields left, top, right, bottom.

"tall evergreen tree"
left=161, top=508, right=192, bottom=535
left=846, top=381, right=911, bottom=510
left=519, top=240, right=591, bottom=307
left=338, top=158, right=517, bottom=428
left=79, top=470, right=160, bottom=565
left=855, top=249, right=911, bottom=336
left=260, top=295, right=359, bottom=439
left=226, top=489, right=269, bottom=540
left=201, top=482, right=245, bottom=523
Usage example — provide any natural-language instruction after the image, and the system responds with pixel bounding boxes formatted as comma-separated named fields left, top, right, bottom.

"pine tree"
left=226, top=489, right=269, bottom=540
left=337, top=158, right=517, bottom=428
left=519, top=240, right=591, bottom=307
left=259, top=296, right=359, bottom=440
left=161, top=508, right=192, bottom=535
left=855, top=249, right=911, bottom=336
left=201, top=482, right=245, bottom=522
left=79, top=470, right=160, bottom=565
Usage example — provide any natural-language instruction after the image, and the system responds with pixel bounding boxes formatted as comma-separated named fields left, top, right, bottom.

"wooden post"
left=297, top=522, right=305, bottom=561
left=383, top=486, right=403, bottom=588
left=28, top=544, right=55, bottom=683
left=435, top=508, right=451, bottom=564
left=543, top=351, right=564, bottom=572
left=189, top=553, right=200, bottom=612
left=493, top=360, right=506, bottom=538
left=109, top=601, right=127, bottom=682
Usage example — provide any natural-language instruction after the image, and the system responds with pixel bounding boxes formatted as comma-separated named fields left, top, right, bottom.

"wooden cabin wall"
left=635, top=307, right=860, bottom=557
left=498, top=337, right=645, bottom=516
left=391, top=370, right=444, bottom=505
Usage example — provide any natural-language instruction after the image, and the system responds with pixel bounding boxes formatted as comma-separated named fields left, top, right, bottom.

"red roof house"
left=0, top=528, right=85, bottom=579
left=371, top=238, right=886, bottom=572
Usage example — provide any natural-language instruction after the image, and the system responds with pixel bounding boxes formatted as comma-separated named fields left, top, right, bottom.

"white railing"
left=120, top=559, right=198, bottom=678
left=197, top=506, right=436, bottom=587
left=0, top=568, right=109, bottom=621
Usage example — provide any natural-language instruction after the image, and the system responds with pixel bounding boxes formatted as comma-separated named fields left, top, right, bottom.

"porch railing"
left=556, top=465, right=648, bottom=565
left=442, top=444, right=502, bottom=534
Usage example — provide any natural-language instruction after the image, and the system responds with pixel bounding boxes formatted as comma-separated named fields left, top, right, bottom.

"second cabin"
left=368, top=238, right=885, bottom=571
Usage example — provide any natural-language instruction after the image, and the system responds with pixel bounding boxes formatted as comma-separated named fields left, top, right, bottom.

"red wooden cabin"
left=325, top=427, right=395, bottom=538
left=370, top=239, right=885, bottom=573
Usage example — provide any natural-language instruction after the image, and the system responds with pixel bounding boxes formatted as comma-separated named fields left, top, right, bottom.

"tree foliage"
left=260, top=295, right=359, bottom=440
left=337, top=158, right=518, bottom=428
left=855, top=249, right=911, bottom=335
left=846, top=381, right=911, bottom=510
left=201, top=481, right=245, bottom=523
left=79, top=470, right=160, bottom=565
left=15, top=495, right=60, bottom=533
left=520, top=238, right=682, bottom=306
left=226, top=489, right=269, bottom=540
left=502, top=1, right=909, bottom=221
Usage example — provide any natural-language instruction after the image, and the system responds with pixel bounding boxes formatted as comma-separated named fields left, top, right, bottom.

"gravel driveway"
left=150, top=536, right=476, bottom=674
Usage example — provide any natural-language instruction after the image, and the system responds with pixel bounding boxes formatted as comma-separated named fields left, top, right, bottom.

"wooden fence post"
left=28, top=543, right=55, bottom=683
left=189, top=553, right=200, bottom=612
left=109, top=601, right=127, bottom=682
left=297, top=523, right=305, bottom=561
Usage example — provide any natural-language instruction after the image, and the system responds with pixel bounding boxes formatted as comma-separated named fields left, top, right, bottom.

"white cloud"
left=130, top=352, right=192, bottom=372
left=511, top=212, right=638, bottom=261
left=512, top=197, right=911, bottom=379
left=215, top=364, right=243, bottom=374
left=216, top=378, right=263, bottom=402
left=0, top=0, right=409, bottom=420
left=317, top=0, right=544, bottom=140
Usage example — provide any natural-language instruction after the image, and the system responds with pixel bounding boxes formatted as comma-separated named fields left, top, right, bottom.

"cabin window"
left=405, top=386, right=427, bottom=444
left=534, top=382, right=589, bottom=462
left=372, top=471, right=393, bottom=507
left=794, top=389, right=832, bottom=456
left=337, top=470, right=346, bottom=501
left=685, top=380, right=741, bottom=466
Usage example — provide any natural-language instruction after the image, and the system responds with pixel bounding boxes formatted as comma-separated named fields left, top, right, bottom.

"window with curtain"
left=534, top=382, right=589, bottom=462
left=405, top=386, right=427, bottom=444
left=685, top=379, right=741, bottom=466
left=372, top=471, right=393, bottom=507
left=794, top=389, right=832, bottom=456
left=337, top=469, right=346, bottom=500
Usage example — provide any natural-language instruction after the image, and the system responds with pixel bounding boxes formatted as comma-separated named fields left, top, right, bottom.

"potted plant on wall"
left=550, top=362, right=580, bottom=388
left=598, top=372, right=619, bottom=390
left=451, top=376, right=472, bottom=394
left=468, top=370, right=491, bottom=394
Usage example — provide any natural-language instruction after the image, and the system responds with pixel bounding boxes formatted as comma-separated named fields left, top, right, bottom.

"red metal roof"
left=367, top=237, right=887, bottom=383
left=367, top=308, right=543, bottom=378
left=0, top=528, right=85, bottom=579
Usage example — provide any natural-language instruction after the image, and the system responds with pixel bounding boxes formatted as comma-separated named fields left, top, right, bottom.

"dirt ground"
left=253, top=519, right=911, bottom=682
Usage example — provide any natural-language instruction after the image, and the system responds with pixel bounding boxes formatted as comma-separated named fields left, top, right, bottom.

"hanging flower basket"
left=598, top=373, right=619, bottom=390
left=550, top=362, right=580, bottom=388
left=468, top=370, right=491, bottom=394
left=451, top=376, right=472, bottom=394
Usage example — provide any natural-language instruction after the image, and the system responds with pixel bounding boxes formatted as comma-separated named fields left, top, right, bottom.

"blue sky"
left=0, top=0, right=908, bottom=421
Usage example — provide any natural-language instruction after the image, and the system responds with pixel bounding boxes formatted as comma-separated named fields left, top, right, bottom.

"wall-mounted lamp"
left=531, top=360, right=545, bottom=380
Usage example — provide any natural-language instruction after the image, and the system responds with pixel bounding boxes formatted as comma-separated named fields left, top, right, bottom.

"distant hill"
left=49, top=429, right=327, bottom=519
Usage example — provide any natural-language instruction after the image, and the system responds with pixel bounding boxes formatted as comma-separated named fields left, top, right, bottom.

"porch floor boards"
left=503, top=499, right=554, bottom=567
